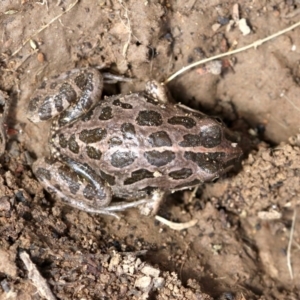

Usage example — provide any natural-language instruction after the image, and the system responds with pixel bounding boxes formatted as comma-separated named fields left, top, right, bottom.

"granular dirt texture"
left=209, top=133, right=300, bottom=217
left=1, top=1, right=300, bottom=299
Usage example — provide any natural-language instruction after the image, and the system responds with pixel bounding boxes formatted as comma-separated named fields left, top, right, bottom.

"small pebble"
left=212, top=23, right=221, bottom=32
left=135, top=276, right=151, bottom=290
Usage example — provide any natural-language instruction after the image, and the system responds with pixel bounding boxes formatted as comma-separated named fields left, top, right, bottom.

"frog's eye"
left=214, top=117, right=224, bottom=125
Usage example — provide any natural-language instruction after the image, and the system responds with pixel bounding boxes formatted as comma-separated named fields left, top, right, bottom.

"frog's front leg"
left=144, top=80, right=173, bottom=104
left=137, top=189, right=167, bottom=216
left=33, top=158, right=148, bottom=218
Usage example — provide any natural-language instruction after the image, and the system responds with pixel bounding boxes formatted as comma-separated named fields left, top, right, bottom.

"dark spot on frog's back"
left=184, top=151, right=225, bottom=174
left=111, top=150, right=136, bottom=168
left=113, top=99, right=133, bottom=109
left=86, top=146, right=102, bottom=160
left=179, top=134, right=202, bottom=147
left=121, top=123, right=136, bottom=139
left=144, top=150, right=175, bottom=167
left=124, top=169, right=154, bottom=185
left=201, top=124, right=222, bottom=148
left=148, top=131, right=172, bottom=147
left=59, top=133, right=68, bottom=148
left=168, top=168, right=193, bottom=180
left=58, top=165, right=80, bottom=195
left=167, top=116, right=196, bottom=128
left=79, top=128, right=107, bottom=144
left=100, top=170, right=115, bottom=185
left=179, top=125, right=222, bottom=148
left=68, top=134, right=79, bottom=154
left=99, top=106, right=113, bottom=120
left=136, top=110, right=163, bottom=126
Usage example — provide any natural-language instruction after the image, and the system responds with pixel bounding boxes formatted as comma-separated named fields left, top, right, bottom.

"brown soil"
left=1, top=1, right=300, bottom=299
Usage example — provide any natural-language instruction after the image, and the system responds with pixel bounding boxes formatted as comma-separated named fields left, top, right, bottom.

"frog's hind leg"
left=27, top=68, right=103, bottom=125
left=32, top=157, right=121, bottom=217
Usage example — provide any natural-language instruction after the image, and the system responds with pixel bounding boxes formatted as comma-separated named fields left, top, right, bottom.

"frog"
left=26, top=68, right=242, bottom=218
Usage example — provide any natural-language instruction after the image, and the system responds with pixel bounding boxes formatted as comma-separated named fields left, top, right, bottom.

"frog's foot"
left=32, top=157, right=118, bottom=216
left=144, top=80, right=172, bottom=104
left=137, top=190, right=167, bottom=216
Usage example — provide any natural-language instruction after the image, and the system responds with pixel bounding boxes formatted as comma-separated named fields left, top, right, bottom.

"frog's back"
left=52, top=92, right=241, bottom=197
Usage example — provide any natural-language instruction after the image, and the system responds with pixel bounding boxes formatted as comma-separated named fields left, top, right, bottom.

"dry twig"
left=165, top=20, right=300, bottom=83
left=20, top=251, right=57, bottom=300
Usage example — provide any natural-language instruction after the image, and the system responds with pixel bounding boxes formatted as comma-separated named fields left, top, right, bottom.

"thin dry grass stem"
left=287, top=209, right=297, bottom=280
left=10, top=0, right=79, bottom=58
left=118, top=1, right=139, bottom=58
left=269, top=115, right=288, bottom=129
left=164, top=20, right=300, bottom=84
left=281, top=94, right=300, bottom=113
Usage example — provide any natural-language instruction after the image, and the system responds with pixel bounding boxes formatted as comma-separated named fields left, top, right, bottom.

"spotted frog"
left=27, top=68, right=242, bottom=217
